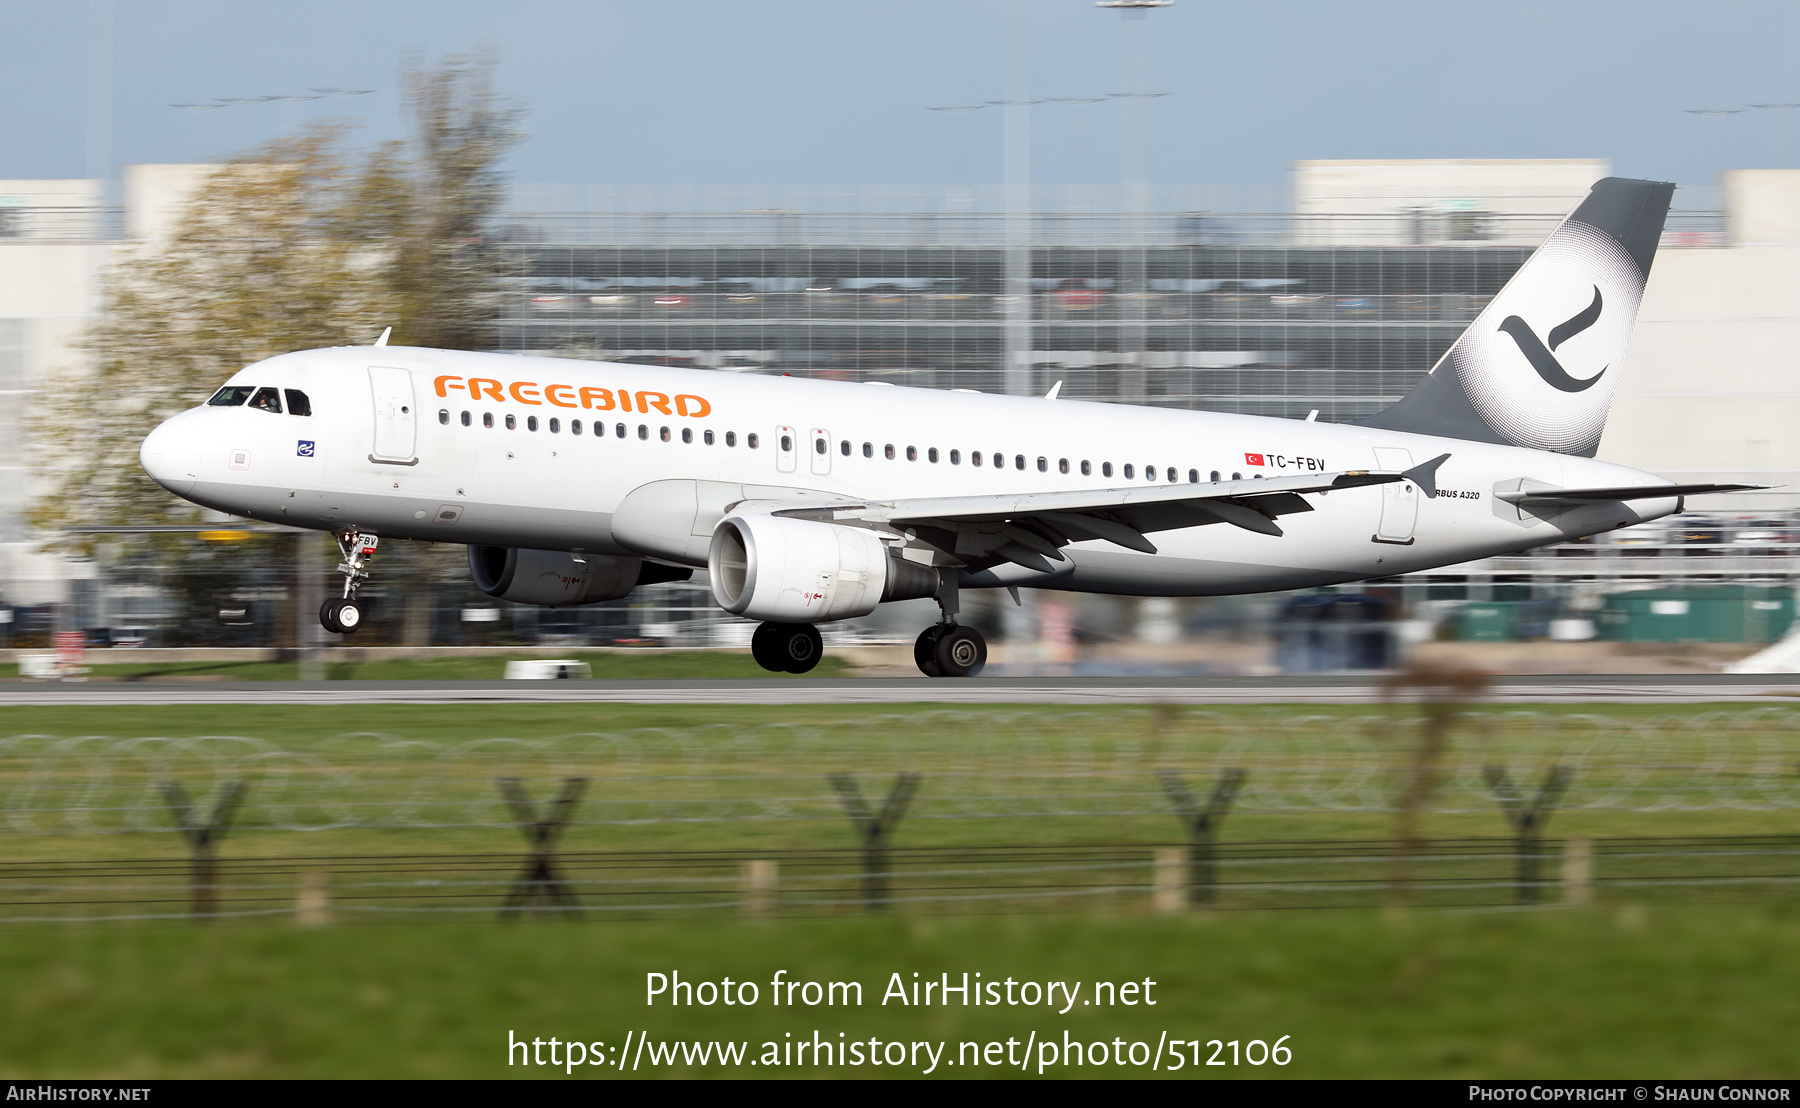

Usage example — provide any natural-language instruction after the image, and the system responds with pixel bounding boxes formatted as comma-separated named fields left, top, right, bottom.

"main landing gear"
left=913, top=623, right=987, bottom=678
left=913, top=577, right=986, bottom=678
left=319, top=529, right=378, bottom=635
left=750, top=622, right=824, bottom=674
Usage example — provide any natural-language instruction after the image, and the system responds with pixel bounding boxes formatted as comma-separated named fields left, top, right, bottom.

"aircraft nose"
left=140, top=413, right=201, bottom=496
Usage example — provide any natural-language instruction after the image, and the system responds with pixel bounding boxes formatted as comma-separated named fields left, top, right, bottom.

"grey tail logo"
left=1497, top=286, right=1606, bottom=393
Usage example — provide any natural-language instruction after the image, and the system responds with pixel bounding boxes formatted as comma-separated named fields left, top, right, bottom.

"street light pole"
left=1099, top=0, right=1171, bottom=404
left=1001, top=0, right=1036, bottom=399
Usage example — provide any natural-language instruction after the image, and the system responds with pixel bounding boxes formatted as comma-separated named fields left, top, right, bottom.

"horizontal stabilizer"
left=1496, top=482, right=1768, bottom=505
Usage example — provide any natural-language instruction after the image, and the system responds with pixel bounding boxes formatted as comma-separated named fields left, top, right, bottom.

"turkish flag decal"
left=1244, top=452, right=1266, bottom=466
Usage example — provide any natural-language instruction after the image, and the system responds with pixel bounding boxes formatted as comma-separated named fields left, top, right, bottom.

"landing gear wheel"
left=750, top=622, right=786, bottom=672
left=325, top=599, right=363, bottom=634
left=933, top=625, right=987, bottom=678
left=319, top=598, right=342, bottom=634
left=914, top=625, right=946, bottom=677
left=774, top=623, right=823, bottom=674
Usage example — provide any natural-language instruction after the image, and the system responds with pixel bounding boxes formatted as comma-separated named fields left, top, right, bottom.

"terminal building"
left=1, top=159, right=1797, bottom=650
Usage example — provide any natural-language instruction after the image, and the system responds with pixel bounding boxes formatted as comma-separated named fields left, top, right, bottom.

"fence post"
left=1156, top=768, right=1247, bottom=906
left=742, top=859, right=778, bottom=917
left=1562, top=836, right=1594, bottom=907
left=1482, top=765, right=1572, bottom=904
left=160, top=781, right=247, bottom=920
left=827, top=772, right=920, bottom=911
left=497, top=776, right=588, bottom=919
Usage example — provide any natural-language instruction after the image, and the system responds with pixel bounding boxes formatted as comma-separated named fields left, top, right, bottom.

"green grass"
left=3, top=702, right=1799, bottom=860
left=0, top=651, right=853, bottom=682
left=2, top=905, right=1798, bottom=1078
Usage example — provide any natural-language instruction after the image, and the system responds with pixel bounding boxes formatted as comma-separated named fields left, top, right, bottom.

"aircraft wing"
left=771, top=469, right=1402, bottom=573
left=1495, top=481, right=1769, bottom=505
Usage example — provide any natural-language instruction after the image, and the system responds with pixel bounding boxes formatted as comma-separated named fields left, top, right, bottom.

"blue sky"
left=3, top=0, right=1798, bottom=190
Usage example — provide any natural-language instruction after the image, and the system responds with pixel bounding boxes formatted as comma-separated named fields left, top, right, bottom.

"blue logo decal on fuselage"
left=297, top=440, right=316, bottom=457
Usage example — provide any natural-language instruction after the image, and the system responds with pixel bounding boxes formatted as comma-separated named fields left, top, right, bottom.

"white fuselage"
left=140, top=346, right=1679, bottom=598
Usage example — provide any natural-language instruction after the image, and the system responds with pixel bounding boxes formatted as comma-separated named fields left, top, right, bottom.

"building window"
left=284, top=389, right=312, bottom=416
left=1080, top=460, right=1091, bottom=476
left=438, top=410, right=449, bottom=425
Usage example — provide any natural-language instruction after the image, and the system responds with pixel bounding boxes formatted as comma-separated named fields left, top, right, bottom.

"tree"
left=31, top=54, right=525, bottom=535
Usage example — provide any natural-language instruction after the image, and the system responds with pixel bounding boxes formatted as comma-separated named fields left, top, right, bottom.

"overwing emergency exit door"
left=810, top=428, right=831, bottom=476
left=1372, top=446, right=1417, bottom=544
left=775, top=425, right=798, bottom=474
left=369, top=366, right=417, bottom=464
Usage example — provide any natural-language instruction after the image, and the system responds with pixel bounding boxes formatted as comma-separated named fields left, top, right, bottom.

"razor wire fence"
left=3, top=837, right=1799, bottom=923
left=6, top=708, right=1800, bottom=836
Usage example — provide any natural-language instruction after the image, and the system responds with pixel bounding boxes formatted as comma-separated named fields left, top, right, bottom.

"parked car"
left=1732, top=518, right=1795, bottom=546
left=1668, top=513, right=1726, bottom=546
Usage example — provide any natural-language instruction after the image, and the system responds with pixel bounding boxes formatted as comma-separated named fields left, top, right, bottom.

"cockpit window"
left=208, top=386, right=253, bottom=407
left=284, top=389, right=312, bottom=416
left=248, top=387, right=282, bottom=413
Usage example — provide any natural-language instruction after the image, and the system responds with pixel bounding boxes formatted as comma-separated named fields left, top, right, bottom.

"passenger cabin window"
left=862, top=442, right=873, bottom=458
left=1210, top=470, right=1221, bottom=482
left=284, top=389, right=312, bottom=416
left=461, top=411, right=471, bottom=427
left=950, top=450, right=961, bottom=465
left=527, top=416, right=539, bottom=432
left=906, top=446, right=917, bottom=461
left=505, top=414, right=517, bottom=430
left=703, top=430, right=714, bottom=445
left=1080, top=460, right=1091, bottom=476
left=662, top=427, right=673, bottom=442
left=484, top=413, right=494, bottom=428
left=781, top=433, right=793, bottom=451
left=972, top=452, right=983, bottom=467
left=638, top=425, right=649, bottom=440
left=208, top=385, right=253, bottom=406
left=747, top=433, right=760, bottom=448
left=1188, top=469, right=1199, bottom=483
left=815, top=437, right=827, bottom=454
left=572, top=420, right=583, bottom=435
left=1058, top=458, right=1069, bottom=474
left=438, top=410, right=449, bottom=425
left=726, top=431, right=737, bottom=446
left=840, top=440, right=851, bottom=456
left=1102, top=462, right=1113, bottom=477
left=617, top=423, right=627, bottom=438
left=1037, top=457, right=1047, bottom=472
left=249, top=387, right=282, bottom=413
left=928, top=448, right=939, bottom=463
left=549, top=418, right=561, bottom=434
left=683, top=428, right=693, bottom=444
left=1123, top=464, right=1134, bottom=479
left=884, top=444, right=894, bottom=460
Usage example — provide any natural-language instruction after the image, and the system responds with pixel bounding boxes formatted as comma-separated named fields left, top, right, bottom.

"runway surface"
left=4, top=674, right=1800, bottom=706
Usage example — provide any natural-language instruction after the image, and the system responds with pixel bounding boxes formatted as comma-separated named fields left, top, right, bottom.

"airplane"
left=138, top=177, right=1759, bottom=677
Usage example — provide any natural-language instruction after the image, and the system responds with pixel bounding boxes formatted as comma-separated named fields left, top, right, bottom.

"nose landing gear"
left=319, top=529, right=378, bottom=635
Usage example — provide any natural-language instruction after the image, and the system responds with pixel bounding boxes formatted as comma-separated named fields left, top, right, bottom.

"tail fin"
left=1354, top=177, right=1675, bottom=456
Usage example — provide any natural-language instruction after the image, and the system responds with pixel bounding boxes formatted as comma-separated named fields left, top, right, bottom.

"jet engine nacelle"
left=707, top=515, right=939, bottom=623
left=467, top=546, right=690, bottom=607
